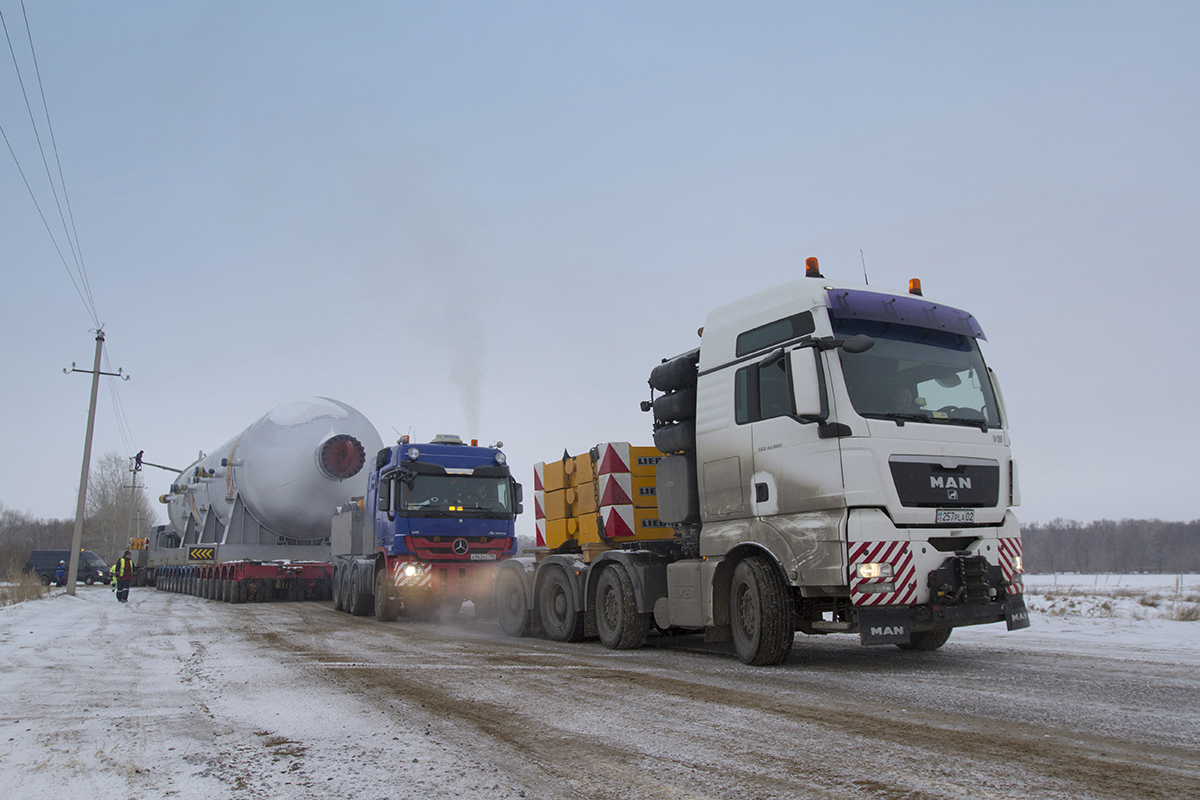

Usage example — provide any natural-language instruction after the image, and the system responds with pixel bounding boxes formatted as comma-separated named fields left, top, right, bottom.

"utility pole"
left=126, top=451, right=143, bottom=553
left=64, top=330, right=128, bottom=596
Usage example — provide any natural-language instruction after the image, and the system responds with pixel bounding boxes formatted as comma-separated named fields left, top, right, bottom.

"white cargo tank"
left=164, top=397, right=384, bottom=559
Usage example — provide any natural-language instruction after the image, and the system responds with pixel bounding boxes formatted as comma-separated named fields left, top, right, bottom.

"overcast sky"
left=2, top=1, right=1197, bottom=531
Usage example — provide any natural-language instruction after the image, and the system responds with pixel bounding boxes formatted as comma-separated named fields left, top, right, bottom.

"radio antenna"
left=860, top=249, right=869, bottom=284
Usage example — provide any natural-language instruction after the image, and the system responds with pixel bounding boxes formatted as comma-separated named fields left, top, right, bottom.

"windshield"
left=834, top=318, right=1001, bottom=429
left=400, top=474, right=513, bottom=515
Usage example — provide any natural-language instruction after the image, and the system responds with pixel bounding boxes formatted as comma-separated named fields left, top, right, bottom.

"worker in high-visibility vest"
left=113, top=551, right=135, bottom=603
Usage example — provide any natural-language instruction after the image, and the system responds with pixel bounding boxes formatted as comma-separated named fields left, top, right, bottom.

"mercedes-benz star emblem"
left=452, top=538, right=469, bottom=555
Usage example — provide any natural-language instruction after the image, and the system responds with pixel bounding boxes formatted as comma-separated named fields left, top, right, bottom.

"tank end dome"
left=318, top=434, right=367, bottom=480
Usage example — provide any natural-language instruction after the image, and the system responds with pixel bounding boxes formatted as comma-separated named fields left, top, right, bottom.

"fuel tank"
left=165, top=397, right=384, bottom=546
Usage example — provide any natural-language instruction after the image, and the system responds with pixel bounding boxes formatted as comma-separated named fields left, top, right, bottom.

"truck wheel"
left=595, top=564, right=649, bottom=650
left=348, top=564, right=373, bottom=617
left=374, top=570, right=400, bottom=622
left=332, top=566, right=345, bottom=612
left=729, top=557, right=795, bottom=666
left=537, top=566, right=584, bottom=642
left=39, top=574, right=50, bottom=586
left=496, top=570, right=531, bottom=636
left=897, top=628, right=952, bottom=651
left=340, top=567, right=354, bottom=612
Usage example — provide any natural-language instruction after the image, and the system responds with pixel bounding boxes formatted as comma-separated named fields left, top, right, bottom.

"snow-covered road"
left=2, top=579, right=1197, bottom=799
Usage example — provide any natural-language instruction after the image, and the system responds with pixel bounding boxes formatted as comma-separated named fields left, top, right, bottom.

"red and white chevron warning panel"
left=597, top=473, right=659, bottom=509
left=599, top=505, right=671, bottom=541
left=848, top=540, right=917, bottom=607
left=998, top=537, right=1024, bottom=595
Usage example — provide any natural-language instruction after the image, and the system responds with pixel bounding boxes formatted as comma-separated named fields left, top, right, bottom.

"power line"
left=0, top=121, right=97, bottom=324
left=20, top=0, right=97, bottom=316
left=0, top=3, right=99, bottom=327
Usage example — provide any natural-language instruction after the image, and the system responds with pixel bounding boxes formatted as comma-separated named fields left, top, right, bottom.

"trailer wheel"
left=374, top=569, right=400, bottom=622
left=897, top=628, right=952, bottom=651
left=595, top=564, right=649, bottom=650
left=537, top=566, right=585, bottom=642
left=39, top=574, right=50, bottom=586
left=729, top=557, right=795, bottom=666
left=496, top=570, right=531, bottom=636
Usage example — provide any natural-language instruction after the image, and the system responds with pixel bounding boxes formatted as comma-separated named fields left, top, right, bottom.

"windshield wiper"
left=861, top=412, right=930, bottom=426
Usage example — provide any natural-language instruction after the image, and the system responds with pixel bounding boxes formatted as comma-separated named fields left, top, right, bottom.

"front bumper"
left=857, top=552, right=1031, bottom=645
left=858, top=594, right=1030, bottom=645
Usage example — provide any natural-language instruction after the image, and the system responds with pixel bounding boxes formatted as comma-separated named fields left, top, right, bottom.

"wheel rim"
left=600, top=584, right=619, bottom=630
left=735, top=583, right=758, bottom=640
left=548, top=586, right=567, bottom=625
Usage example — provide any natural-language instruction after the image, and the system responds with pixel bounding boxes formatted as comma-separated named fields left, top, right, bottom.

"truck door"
left=739, top=345, right=845, bottom=518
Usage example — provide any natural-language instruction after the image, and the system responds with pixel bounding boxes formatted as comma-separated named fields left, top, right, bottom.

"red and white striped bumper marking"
left=998, top=537, right=1024, bottom=595
left=849, top=540, right=917, bottom=606
left=393, top=563, right=432, bottom=589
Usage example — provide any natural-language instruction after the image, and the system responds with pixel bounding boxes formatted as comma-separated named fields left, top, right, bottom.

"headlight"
left=402, top=564, right=420, bottom=577
left=407, top=447, right=420, bottom=461
left=494, top=451, right=506, bottom=465
left=1014, top=555, right=1024, bottom=573
left=856, top=562, right=894, bottom=580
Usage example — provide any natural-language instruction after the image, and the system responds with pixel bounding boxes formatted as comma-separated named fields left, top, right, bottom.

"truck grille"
left=889, top=458, right=999, bottom=508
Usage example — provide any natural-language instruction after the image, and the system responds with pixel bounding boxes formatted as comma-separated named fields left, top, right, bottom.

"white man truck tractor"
left=495, top=258, right=1028, bottom=665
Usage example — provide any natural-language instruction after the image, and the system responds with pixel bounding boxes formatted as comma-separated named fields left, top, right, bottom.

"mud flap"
left=857, top=607, right=912, bottom=646
left=1005, top=596, right=1031, bottom=631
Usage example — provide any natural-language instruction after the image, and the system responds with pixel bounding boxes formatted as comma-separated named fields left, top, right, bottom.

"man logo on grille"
left=452, top=538, right=469, bottom=555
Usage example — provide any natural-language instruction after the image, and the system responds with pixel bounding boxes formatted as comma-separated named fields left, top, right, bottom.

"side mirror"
left=790, top=348, right=825, bottom=419
left=377, top=479, right=393, bottom=515
left=842, top=334, right=875, bottom=354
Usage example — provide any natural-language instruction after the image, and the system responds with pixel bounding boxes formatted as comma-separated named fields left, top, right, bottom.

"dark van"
left=24, top=550, right=111, bottom=586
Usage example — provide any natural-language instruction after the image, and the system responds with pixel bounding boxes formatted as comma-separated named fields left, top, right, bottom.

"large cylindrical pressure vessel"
left=166, top=397, right=384, bottom=542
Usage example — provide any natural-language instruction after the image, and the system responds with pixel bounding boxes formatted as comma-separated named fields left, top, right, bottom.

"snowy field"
left=1, top=575, right=1197, bottom=799
left=970, top=572, right=1200, bottom=661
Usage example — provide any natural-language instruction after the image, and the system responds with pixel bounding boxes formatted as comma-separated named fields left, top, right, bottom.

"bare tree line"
left=1022, top=518, right=1200, bottom=574
left=0, top=451, right=160, bottom=576
left=4, top=466, right=1197, bottom=577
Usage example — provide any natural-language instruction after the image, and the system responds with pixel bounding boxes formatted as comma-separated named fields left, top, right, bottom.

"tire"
left=333, top=566, right=345, bottom=612
left=595, top=564, right=649, bottom=650
left=897, top=628, right=952, bottom=651
left=496, top=569, right=531, bottom=636
left=348, top=564, right=373, bottom=617
left=729, top=557, right=795, bottom=666
left=537, top=566, right=585, bottom=642
left=84, top=575, right=95, bottom=586
left=39, top=574, right=50, bottom=586
left=374, top=569, right=400, bottom=622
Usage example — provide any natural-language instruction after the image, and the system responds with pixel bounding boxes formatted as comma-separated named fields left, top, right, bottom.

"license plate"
left=470, top=553, right=497, bottom=561
left=936, top=508, right=974, bottom=525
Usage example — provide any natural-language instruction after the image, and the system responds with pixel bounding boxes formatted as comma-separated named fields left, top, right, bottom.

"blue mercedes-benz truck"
left=331, top=434, right=522, bottom=621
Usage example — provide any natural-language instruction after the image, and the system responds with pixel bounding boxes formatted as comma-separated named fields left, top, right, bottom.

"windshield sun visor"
left=827, top=289, right=986, bottom=341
